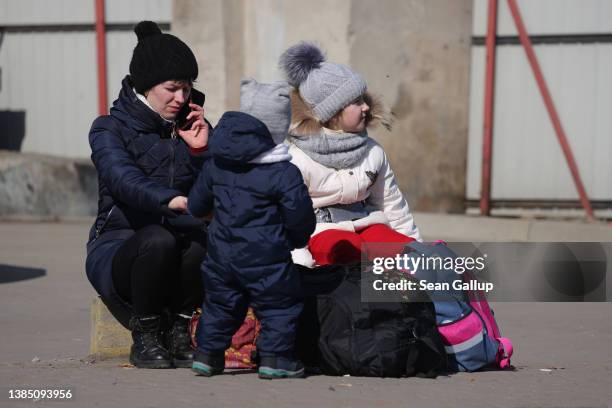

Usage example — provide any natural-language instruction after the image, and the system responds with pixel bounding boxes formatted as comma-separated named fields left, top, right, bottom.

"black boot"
left=168, top=314, right=195, bottom=368
left=129, top=315, right=172, bottom=369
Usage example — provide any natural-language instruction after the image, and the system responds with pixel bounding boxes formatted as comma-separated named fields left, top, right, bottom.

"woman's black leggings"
left=111, top=224, right=205, bottom=317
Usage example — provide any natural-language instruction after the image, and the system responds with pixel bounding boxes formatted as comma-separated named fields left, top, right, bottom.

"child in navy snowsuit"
left=188, top=78, right=316, bottom=379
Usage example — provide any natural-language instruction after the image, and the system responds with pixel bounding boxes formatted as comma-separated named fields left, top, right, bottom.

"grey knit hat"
left=278, top=42, right=366, bottom=122
left=240, top=78, right=291, bottom=145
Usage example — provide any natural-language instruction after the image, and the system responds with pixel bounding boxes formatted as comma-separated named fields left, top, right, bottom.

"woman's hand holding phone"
left=177, top=102, right=209, bottom=152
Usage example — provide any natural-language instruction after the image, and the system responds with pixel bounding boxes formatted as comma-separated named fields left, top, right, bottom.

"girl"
left=279, top=42, right=422, bottom=267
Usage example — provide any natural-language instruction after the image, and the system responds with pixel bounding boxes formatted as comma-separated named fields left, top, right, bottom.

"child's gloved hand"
left=352, top=211, right=390, bottom=231
left=291, top=247, right=316, bottom=268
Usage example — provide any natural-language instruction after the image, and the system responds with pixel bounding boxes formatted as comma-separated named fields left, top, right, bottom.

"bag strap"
left=496, top=337, right=513, bottom=369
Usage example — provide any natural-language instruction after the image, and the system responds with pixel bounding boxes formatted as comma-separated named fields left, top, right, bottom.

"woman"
left=85, top=21, right=209, bottom=369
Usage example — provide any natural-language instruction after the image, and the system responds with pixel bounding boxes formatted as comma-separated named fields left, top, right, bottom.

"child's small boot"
left=192, top=351, right=225, bottom=377
left=258, top=354, right=305, bottom=379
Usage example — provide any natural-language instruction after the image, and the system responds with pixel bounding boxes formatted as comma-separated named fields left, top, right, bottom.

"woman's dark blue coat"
left=85, top=76, right=206, bottom=324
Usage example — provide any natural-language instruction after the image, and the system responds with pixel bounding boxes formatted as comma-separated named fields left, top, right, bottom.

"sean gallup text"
left=372, top=278, right=494, bottom=293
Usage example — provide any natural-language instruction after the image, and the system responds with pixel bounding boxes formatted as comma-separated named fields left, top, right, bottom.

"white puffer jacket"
left=286, top=89, right=422, bottom=267
left=289, top=138, right=421, bottom=241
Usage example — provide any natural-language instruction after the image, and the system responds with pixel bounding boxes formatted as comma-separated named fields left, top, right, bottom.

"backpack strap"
left=496, top=337, right=513, bottom=369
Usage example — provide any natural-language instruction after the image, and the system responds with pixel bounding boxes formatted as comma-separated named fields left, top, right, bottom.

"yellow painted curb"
left=89, top=297, right=131, bottom=359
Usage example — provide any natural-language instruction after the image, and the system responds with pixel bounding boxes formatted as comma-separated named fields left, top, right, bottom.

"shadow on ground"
left=0, top=264, right=46, bottom=284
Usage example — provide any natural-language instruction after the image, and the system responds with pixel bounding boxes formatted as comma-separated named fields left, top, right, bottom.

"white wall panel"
left=0, top=32, right=96, bottom=158
left=473, top=0, right=612, bottom=36
left=467, top=43, right=612, bottom=201
left=0, top=0, right=171, bottom=25
left=106, top=31, right=137, bottom=104
left=105, top=0, right=171, bottom=24
left=0, top=1, right=172, bottom=158
left=0, top=0, right=92, bottom=25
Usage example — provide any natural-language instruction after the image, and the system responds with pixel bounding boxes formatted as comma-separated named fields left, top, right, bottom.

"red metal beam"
left=95, top=0, right=108, bottom=116
left=480, top=0, right=498, bottom=216
left=507, top=0, right=594, bottom=220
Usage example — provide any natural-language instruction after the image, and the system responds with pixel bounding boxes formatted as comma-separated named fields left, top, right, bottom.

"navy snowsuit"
left=86, top=76, right=207, bottom=325
left=188, top=111, right=316, bottom=356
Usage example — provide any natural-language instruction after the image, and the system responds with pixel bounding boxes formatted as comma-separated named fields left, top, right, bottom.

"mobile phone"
left=176, top=88, right=206, bottom=130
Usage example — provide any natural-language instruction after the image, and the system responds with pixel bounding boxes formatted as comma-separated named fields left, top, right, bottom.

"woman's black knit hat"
left=129, top=21, right=198, bottom=94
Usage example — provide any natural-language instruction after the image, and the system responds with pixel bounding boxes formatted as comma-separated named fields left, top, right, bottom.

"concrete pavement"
left=0, top=216, right=611, bottom=407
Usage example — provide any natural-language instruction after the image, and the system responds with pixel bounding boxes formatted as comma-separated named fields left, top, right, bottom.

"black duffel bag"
left=297, top=265, right=446, bottom=378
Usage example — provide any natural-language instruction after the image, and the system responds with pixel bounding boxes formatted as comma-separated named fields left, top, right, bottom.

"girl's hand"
left=168, top=196, right=188, bottom=213
left=291, top=247, right=316, bottom=268
left=353, top=211, right=389, bottom=231
left=177, top=103, right=209, bottom=150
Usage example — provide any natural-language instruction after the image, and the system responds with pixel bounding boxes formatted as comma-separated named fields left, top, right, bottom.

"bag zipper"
left=95, top=205, right=115, bottom=239
left=161, top=125, right=178, bottom=225
left=169, top=123, right=178, bottom=188
left=437, top=307, right=474, bottom=327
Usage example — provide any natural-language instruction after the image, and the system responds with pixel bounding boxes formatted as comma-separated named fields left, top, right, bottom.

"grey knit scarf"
left=288, top=130, right=369, bottom=169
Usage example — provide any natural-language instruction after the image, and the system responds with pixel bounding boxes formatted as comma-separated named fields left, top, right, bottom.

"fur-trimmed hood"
left=288, top=90, right=392, bottom=137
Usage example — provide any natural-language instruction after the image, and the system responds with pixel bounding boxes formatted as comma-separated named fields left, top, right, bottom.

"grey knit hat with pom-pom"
left=278, top=42, right=366, bottom=122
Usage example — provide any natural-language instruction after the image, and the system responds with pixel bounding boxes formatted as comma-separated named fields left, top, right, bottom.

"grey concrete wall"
left=173, top=0, right=472, bottom=213
left=0, top=151, right=97, bottom=217
left=173, top=0, right=245, bottom=122
left=350, top=1, right=472, bottom=213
